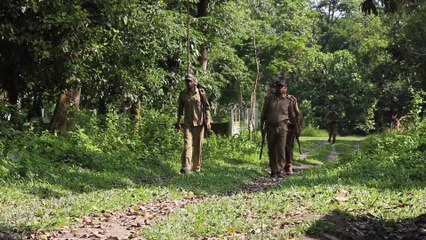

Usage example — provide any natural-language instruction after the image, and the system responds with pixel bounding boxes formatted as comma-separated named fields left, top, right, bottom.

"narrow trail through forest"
left=27, top=140, right=354, bottom=240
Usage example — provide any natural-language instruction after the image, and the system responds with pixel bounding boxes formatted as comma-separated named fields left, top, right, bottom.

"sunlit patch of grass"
left=301, top=126, right=328, bottom=137
left=143, top=192, right=309, bottom=239
left=295, top=136, right=331, bottom=165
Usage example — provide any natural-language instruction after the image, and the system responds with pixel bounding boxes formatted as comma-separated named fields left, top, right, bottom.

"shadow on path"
left=307, top=209, right=426, bottom=240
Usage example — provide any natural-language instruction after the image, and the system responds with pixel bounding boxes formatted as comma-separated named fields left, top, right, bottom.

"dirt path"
left=24, top=140, right=349, bottom=240
left=33, top=198, right=207, bottom=240
left=326, top=144, right=338, bottom=162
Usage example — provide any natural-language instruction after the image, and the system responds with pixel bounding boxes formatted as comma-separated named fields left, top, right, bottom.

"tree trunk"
left=200, top=47, right=209, bottom=71
left=1, top=64, right=21, bottom=128
left=130, top=101, right=142, bottom=130
left=197, top=0, right=209, bottom=71
left=50, top=83, right=81, bottom=134
left=27, top=90, right=43, bottom=121
left=70, top=88, right=81, bottom=108
left=0, top=59, right=19, bottom=105
left=197, top=0, right=209, bottom=17
left=50, top=91, right=69, bottom=134
left=98, top=97, right=107, bottom=128
left=249, top=32, right=260, bottom=140
left=5, top=76, right=19, bottom=106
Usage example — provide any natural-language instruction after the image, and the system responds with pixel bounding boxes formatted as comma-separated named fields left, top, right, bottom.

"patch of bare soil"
left=22, top=198, right=207, bottom=240
left=327, top=145, right=338, bottom=162
left=223, top=166, right=314, bottom=198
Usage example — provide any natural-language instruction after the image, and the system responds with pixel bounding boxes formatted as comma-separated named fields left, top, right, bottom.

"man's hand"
left=175, top=123, right=182, bottom=131
left=206, top=123, right=211, bottom=130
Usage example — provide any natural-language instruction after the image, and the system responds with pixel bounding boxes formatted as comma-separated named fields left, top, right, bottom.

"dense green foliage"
left=0, top=110, right=177, bottom=185
left=1, top=0, right=424, bottom=133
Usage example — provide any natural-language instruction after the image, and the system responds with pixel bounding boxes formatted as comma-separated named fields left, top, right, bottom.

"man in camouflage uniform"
left=176, top=74, right=211, bottom=174
left=324, top=110, right=339, bottom=144
left=261, top=80, right=296, bottom=178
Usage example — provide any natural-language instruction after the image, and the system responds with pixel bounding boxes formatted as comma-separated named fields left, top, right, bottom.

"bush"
left=345, top=119, right=426, bottom=188
left=301, top=125, right=328, bottom=137
left=0, top=109, right=182, bottom=184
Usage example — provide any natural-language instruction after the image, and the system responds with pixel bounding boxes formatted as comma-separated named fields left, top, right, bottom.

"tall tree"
left=197, top=0, right=209, bottom=71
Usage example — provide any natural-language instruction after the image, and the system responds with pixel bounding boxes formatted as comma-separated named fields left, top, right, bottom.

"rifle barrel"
left=296, top=136, right=302, bottom=154
left=259, top=131, right=266, bottom=160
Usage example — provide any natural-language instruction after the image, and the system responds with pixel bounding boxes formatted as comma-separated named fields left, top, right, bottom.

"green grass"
left=0, top=118, right=425, bottom=239
left=141, top=131, right=426, bottom=239
left=0, top=128, right=267, bottom=232
left=141, top=136, right=374, bottom=239
left=300, top=125, right=328, bottom=137
left=0, top=183, right=176, bottom=230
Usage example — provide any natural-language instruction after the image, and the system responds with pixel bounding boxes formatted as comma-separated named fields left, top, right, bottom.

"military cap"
left=273, top=80, right=287, bottom=87
left=185, top=74, right=197, bottom=82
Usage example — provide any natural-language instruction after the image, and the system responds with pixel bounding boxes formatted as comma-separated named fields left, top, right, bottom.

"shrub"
left=301, top=125, right=328, bottom=137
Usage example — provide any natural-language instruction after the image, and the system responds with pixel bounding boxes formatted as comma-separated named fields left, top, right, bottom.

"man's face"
left=185, top=79, right=196, bottom=89
left=275, top=85, right=287, bottom=95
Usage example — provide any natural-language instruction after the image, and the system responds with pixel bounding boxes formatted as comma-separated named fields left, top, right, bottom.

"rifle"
left=295, top=133, right=302, bottom=154
left=259, top=125, right=266, bottom=160
left=199, top=86, right=209, bottom=137
left=292, top=114, right=302, bottom=154
left=201, top=102, right=209, bottom=137
left=291, top=95, right=303, bottom=154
